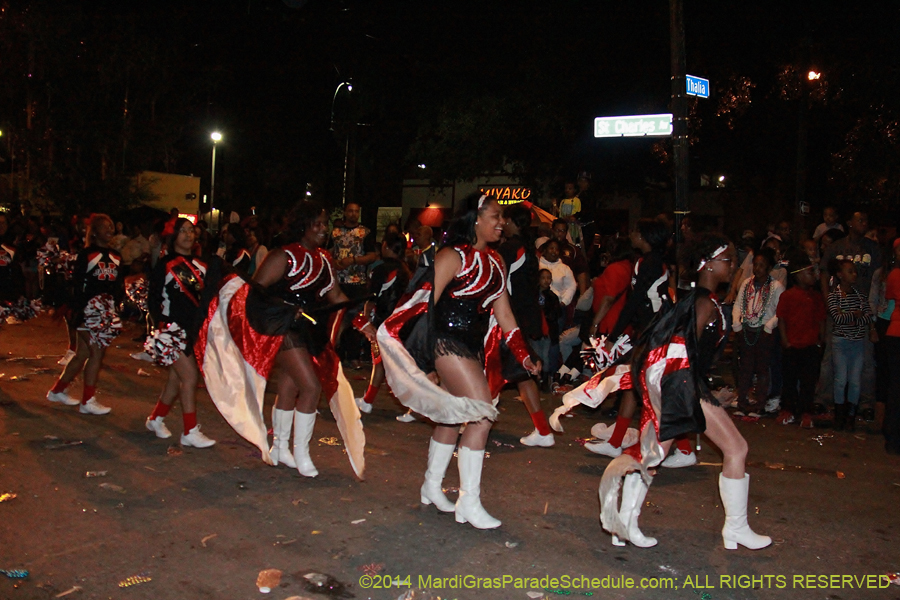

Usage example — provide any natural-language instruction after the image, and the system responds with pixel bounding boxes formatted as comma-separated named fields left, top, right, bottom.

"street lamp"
left=210, top=132, right=222, bottom=230
left=330, top=81, right=353, bottom=206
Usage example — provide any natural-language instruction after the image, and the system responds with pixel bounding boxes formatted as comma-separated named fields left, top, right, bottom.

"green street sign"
left=594, top=113, right=673, bottom=138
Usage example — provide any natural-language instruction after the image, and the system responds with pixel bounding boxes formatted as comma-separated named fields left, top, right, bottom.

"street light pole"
left=670, top=0, right=689, bottom=244
left=330, top=81, right=353, bottom=206
left=210, top=131, right=221, bottom=231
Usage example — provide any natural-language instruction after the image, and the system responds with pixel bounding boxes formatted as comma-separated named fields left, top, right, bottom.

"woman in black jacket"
left=499, top=204, right=553, bottom=447
left=46, top=214, right=123, bottom=415
left=144, top=218, right=222, bottom=448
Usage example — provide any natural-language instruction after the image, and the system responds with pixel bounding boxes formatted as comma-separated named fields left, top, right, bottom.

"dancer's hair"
left=444, top=192, right=497, bottom=247
left=166, top=217, right=194, bottom=255
left=285, top=201, right=326, bottom=244
left=224, top=223, right=246, bottom=248
left=608, top=236, right=635, bottom=263
left=85, top=213, right=113, bottom=246
left=680, top=232, right=731, bottom=272
left=503, top=204, right=534, bottom=248
left=382, top=232, right=407, bottom=258
left=635, top=218, right=670, bottom=254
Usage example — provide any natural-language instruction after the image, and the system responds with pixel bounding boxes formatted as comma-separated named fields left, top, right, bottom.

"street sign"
left=594, top=114, right=673, bottom=138
left=686, top=75, right=709, bottom=98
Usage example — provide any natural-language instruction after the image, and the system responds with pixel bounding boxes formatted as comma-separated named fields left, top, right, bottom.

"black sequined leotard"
left=433, top=243, right=506, bottom=362
left=269, top=243, right=336, bottom=355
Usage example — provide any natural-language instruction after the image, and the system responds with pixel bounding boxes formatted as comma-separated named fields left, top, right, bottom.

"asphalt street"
left=0, top=315, right=898, bottom=600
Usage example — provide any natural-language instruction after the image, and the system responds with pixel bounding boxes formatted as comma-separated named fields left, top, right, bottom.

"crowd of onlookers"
left=1, top=192, right=899, bottom=455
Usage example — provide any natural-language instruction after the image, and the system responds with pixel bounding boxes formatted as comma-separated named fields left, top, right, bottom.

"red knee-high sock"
left=675, top=436, right=693, bottom=454
left=529, top=410, right=552, bottom=436
left=150, top=400, right=172, bottom=420
left=81, top=385, right=96, bottom=404
left=183, top=412, right=197, bottom=435
left=363, top=384, right=379, bottom=404
left=607, top=416, right=631, bottom=448
left=51, top=379, right=69, bottom=394
left=675, top=436, right=694, bottom=454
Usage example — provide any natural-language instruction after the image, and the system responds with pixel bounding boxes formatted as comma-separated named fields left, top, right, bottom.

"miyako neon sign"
left=479, top=186, right=532, bottom=205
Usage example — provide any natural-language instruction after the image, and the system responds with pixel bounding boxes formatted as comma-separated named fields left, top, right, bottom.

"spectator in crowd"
left=828, top=259, right=875, bottom=431
left=409, top=225, right=435, bottom=265
left=762, top=237, right=787, bottom=286
left=577, top=171, right=599, bottom=244
left=587, top=237, right=633, bottom=339
left=776, top=253, right=826, bottom=428
left=538, top=239, right=577, bottom=309
left=219, top=223, right=251, bottom=275
left=536, top=268, right=561, bottom=385
left=120, top=224, right=150, bottom=267
left=245, top=225, right=268, bottom=276
left=534, top=222, right=552, bottom=250
left=820, top=211, right=881, bottom=413
left=801, top=238, right=820, bottom=276
left=813, top=206, right=844, bottom=240
left=881, top=239, right=900, bottom=454
left=546, top=219, right=591, bottom=330
left=548, top=219, right=590, bottom=293
left=732, top=248, right=783, bottom=414
left=330, top=202, right=377, bottom=369
left=558, top=180, right=582, bottom=246
left=820, top=212, right=881, bottom=302
left=870, top=240, right=897, bottom=435
left=109, top=221, right=129, bottom=252
left=814, top=227, right=845, bottom=406
left=775, top=220, right=794, bottom=253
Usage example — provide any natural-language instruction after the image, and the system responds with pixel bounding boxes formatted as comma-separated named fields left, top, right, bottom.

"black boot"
left=833, top=403, right=846, bottom=431
left=846, top=404, right=857, bottom=432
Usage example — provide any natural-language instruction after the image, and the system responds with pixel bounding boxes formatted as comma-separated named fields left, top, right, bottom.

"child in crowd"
left=762, top=237, right=787, bottom=286
left=732, top=248, right=784, bottom=414
left=775, top=254, right=826, bottom=428
left=813, top=206, right=844, bottom=240
left=536, top=268, right=561, bottom=384
left=557, top=181, right=582, bottom=246
left=828, top=259, right=875, bottom=431
left=538, top=240, right=577, bottom=309
left=813, top=206, right=843, bottom=240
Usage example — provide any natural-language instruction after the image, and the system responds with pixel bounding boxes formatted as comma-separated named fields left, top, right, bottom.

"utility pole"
left=670, top=0, right=689, bottom=242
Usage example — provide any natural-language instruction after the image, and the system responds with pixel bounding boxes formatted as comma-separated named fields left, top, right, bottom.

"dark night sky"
left=180, top=1, right=896, bottom=208
left=5, top=0, right=898, bottom=221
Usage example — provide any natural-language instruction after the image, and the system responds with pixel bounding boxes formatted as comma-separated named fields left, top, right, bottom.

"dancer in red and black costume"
left=252, top=202, right=353, bottom=477
left=599, top=234, right=770, bottom=551
left=46, top=214, right=123, bottom=415
left=499, top=203, right=554, bottom=447
left=144, top=218, right=222, bottom=448
left=221, top=223, right=251, bottom=275
left=377, top=193, right=540, bottom=529
left=585, top=219, right=672, bottom=458
left=354, top=232, right=411, bottom=415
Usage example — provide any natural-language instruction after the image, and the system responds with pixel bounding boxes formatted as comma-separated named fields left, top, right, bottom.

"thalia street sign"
left=594, top=114, right=673, bottom=138
left=686, top=75, right=709, bottom=98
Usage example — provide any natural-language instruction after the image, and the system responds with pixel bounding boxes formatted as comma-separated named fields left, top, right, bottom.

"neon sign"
left=479, top=187, right=532, bottom=205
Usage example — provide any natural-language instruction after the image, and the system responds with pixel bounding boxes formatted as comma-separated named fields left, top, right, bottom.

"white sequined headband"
left=477, top=194, right=488, bottom=210
left=697, top=244, right=729, bottom=271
